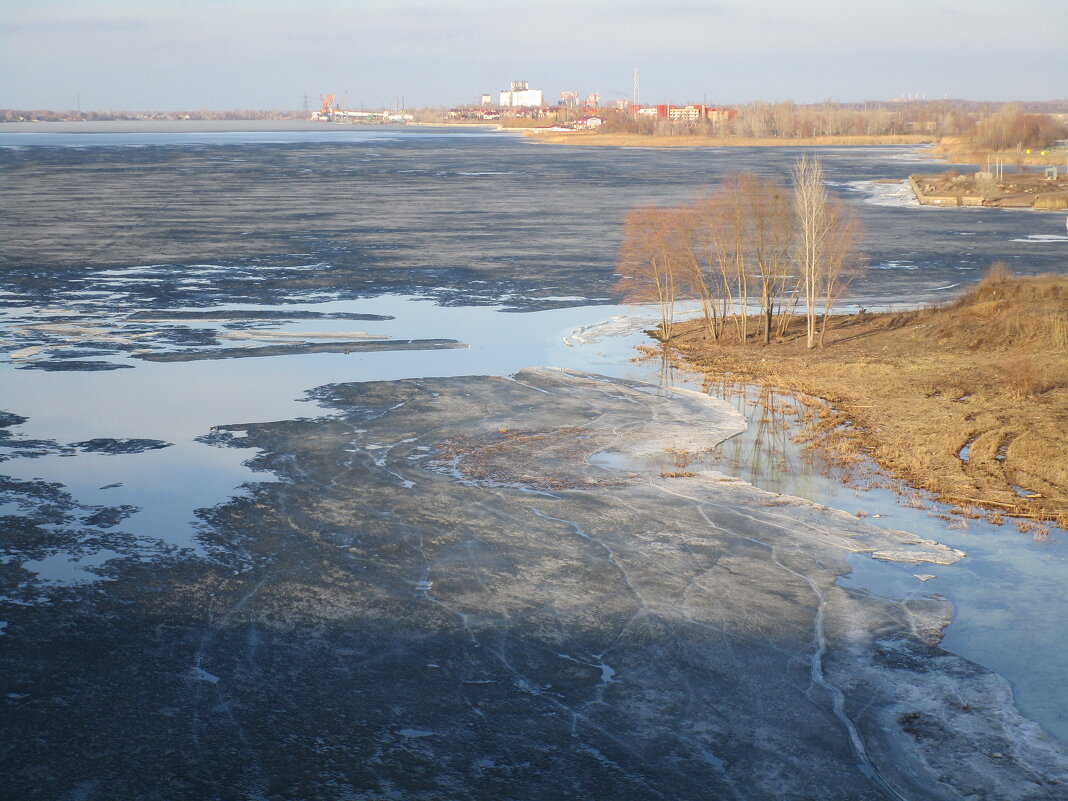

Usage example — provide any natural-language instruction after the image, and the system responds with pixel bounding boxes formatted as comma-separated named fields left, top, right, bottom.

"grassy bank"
left=931, top=135, right=1068, bottom=167
left=660, top=271, right=1068, bottom=528
left=523, top=129, right=1068, bottom=169
left=524, top=130, right=936, bottom=148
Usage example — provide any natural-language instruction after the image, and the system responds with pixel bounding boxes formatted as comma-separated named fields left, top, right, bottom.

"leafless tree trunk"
left=818, top=204, right=864, bottom=346
left=694, top=195, right=735, bottom=341
left=793, top=155, right=864, bottom=348
left=738, top=175, right=794, bottom=343
left=793, top=155, right=828, bottom=349
left=667, top=205, right=720, bottom=340
left=615, top=207, right=678, bottom=340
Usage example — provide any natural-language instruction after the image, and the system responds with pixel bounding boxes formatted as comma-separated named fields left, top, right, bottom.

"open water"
left=1, top=122, right=1067, bottom=743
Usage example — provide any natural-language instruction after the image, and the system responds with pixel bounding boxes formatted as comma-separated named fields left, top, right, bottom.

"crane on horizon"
left=318, top=93, right=335, bottom=120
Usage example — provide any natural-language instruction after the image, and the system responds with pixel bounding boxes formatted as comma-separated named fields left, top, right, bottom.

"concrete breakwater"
left=909, top=173, right=1068, bottom=209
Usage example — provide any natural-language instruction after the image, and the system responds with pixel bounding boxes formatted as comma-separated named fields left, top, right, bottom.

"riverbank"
left=523, top=129, right=936, bottom=148
left=661, top=272, right=1068, bottom=527
left=932, top=136, right=1068, bottom=168
left=521, top=128, right=1068, bottom=176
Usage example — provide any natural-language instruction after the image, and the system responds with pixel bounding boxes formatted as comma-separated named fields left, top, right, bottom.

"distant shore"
left=523, top=129, right=937, bottom=148
left=520, top=129, right=1068, bottom=170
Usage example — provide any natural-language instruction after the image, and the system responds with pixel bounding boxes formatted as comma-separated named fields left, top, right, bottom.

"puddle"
left=587, top=451, right=643, bottom=472
left=958, top=436, right=976, bottom=462
left=21, top=548, right=125, bottom=583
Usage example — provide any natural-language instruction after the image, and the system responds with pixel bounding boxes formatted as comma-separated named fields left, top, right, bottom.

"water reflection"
left=709, top=384, right=802, bottom=488
left=639, top=342, right=1068, bottom=744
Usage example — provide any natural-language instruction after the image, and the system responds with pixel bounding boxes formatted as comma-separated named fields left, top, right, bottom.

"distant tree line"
left=967, top=104, right=1068, bottom=151
left=615, top=156, right=863, bottom=349
left=596, top=100, right=1068, bottom=147
left=10, top=101, right=1066, bottom=152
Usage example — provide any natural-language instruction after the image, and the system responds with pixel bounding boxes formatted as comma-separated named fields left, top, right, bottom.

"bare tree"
left=665, top=204, right=721, bottom=340
left=817, top=203, right=864, bottom=346
left=793, top=155, right=828, bottom=348
left=693, top=185, right=751, bottom=341
left=614, top=160, right=863, bottom=350
left=738, top=175, right=795, bottom=343
left=712, top=175, right=758, bottom=341
left=793, top=155, right=864, bottom=348
left=692, top=194, right=736, bottom=340
left=667, top=175, right=800, bottom=345
left=615, top=207, right=679, bottom=340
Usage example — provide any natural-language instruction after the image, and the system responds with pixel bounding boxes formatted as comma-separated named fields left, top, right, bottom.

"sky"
left=2, top=0, right=1066, bottom=111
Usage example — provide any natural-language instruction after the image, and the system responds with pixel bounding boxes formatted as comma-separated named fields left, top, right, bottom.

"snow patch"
left=1011, top=234, right=1068, bottom=243
left=398, top=728, right=435, bottom=738
left=191, top=666, right=220, bottom=683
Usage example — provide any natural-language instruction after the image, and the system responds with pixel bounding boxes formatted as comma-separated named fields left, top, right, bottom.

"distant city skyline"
left=2, top=0, right=1066, bottom=111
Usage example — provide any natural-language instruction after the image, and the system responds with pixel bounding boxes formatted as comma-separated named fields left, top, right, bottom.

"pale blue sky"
left=2, top=0, right=1065, bottom=110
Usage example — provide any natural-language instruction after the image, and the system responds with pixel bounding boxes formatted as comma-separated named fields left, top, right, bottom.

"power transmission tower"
left=301, top=94, right=309, bottom=114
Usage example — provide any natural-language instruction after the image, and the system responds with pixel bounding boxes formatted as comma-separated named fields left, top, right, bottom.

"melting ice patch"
left=564, top=313, right=659, bottom=346
left=841, top=180, right=920, bottom=208
left=191, top=666, right=220, bottom=683
left=870, top=260, right=920, bottom=271
left=398, top=728, right=435, bottom=738
left=1011, top=234, right=1068, bottom=243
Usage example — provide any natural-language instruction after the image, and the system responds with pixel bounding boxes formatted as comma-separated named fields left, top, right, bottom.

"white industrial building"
left=499, top=81, right=543, bottom=108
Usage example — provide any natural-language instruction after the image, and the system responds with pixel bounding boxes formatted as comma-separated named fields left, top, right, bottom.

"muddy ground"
left=2, top=369, right=1065, bottom=800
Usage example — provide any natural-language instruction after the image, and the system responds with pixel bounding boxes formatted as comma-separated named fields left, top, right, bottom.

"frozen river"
left=2, top=122, right=1067, bottom=799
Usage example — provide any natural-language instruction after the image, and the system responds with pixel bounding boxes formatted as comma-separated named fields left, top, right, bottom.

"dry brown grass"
left=663, top=271, right=1068, bottom=527
left=930, top=265, right=1068, bottom=351
left=932, top=136, right=1067, bottom=167
left=525, top=131, right=935, bottom=148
